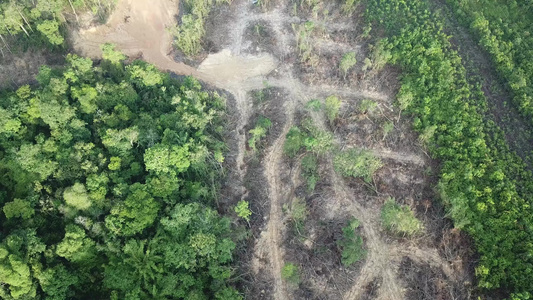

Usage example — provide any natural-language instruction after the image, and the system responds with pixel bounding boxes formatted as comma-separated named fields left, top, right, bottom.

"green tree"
left=101, top=43, right=126, bottom=65
left=0, top=252, right=36, bottom=299
left=36, top=20, right=64, bottom=45
left=337, top=218, right=366, bottom=266
left=3, top=198, right=34, bottom=220
left=56, top=225, right=97, bottom=264
left=144, top=144, right=191, bottom=174
left=339, top=52, right=357, bottom=78
left=35, top=265, right=78, bottom=300
left=63, top=183, right=91, bottom=210
left=325, top=95, right=341, bottom=124
left=234, top=200, right=252, bottom=222
left=105, top=184, right=160, bottom=236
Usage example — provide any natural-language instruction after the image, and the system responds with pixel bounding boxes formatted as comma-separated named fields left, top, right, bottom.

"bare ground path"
left=72, top=0, right=465, bottom=299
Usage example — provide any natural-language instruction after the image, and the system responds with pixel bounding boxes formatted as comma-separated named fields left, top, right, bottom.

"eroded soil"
left=70, top=0, right=474, bottom=299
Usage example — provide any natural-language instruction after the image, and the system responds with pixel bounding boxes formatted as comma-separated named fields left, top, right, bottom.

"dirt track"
left=72, top=1, right=470, bottom=299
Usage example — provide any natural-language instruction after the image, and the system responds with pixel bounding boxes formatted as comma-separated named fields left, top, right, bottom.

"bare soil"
left=0, top=51, right=63, bottom=89
left=66, top=0, right=477, bottom=299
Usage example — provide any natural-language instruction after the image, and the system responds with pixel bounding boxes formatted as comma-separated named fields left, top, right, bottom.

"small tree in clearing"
left=325, top=95, right=341, bottom=125
left=235, top=200, right=252, bottom=222
left=339, top=52, right=357, bottom=79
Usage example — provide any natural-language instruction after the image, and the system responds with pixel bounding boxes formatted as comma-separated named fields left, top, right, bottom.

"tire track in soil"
left=262, top=99, right=296, bottom=300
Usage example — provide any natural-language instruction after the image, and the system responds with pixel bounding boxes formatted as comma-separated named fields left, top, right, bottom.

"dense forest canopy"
left=0, top=44, right=242, bottom=299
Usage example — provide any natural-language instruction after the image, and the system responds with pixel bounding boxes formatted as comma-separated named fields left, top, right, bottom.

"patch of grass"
left=252, top=88, right=269, bottom=104
left=292, top=21, right=318, bottom=66
left=382, top=121, right=394, bottom=140
left=381, top=198, right=423, bottom=236
left=342, top=0, right=360, bottom=16
left=171, top=0, right=232, bottom=55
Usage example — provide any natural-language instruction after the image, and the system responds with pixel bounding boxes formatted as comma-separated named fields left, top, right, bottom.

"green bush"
left=381, top=198, right=422, bottom=236
left=293, top=21, right=317, bottom=65
left=358, top=99, right=378, bottom=114
left=284, top=126, right=305, bottom=157
left=281, top=263, right=300, bottom=285
left=334, top=149, right=382, bottom=183
left=235, top=200, right=252, bottom=222
left=325, top=95, right=341, bottom=124
left=248, top=116, right=272, bottom=151
left=172, top=0, right=232, bottom=55
left=339, top=52, right=357, bottom=77
left=283, top=197, right=307, bottom=234
left=302, top=119, right=334, bottom=155
left=337, top=218, right=366, bottom=266
left=301, top=154, right=319, bottom=192
left=342, top=0, right=360, bottom=15
left=305, top=99, right=322, bottom=111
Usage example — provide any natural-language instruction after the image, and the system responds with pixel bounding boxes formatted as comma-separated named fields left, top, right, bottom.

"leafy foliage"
left=337, top=218, right=366, bottom=266
left=281, top=263, right=300, bottom=285
left=305, top=99, right=322, bottom=111
left=248, top=116, right=272, bottom=152
left=301, top=154, right=319, bottom=192
left=342, top=0, right=360, bottom=15
left=283, top=197, right=307, bottom=234
left=283, top=126, right=306, bottom=157
left=380, top=198, right=422, bottom=236
left=334, top=149, right=383, bottom=183
left=234, top=200, right=252, bottom=222
left=358, top=99, right=378, bottom=115
left=325, top=95, right=341, bottom=125
left=0, top=52, right=240, bottom=299
left=293, top=21, right=318, bottom=66
left=301, top=119, right=334, bottom=155
left=339, top=52, right=357, bottom=78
